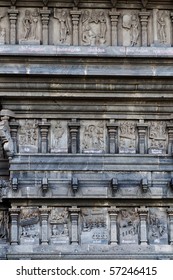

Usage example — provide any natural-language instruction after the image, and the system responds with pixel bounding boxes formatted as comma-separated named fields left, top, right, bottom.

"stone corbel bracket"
left=111, top=178, right=118, bottom=195
left=71, top=177, right=79, bottom=196
left=0, top=109, right=15, bottom=159
left=42, top=178, right=49, bottom=194
left=141, top=178, right=149, bottom=193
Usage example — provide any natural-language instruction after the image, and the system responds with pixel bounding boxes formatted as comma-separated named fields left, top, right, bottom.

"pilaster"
left=40, top=7, right=51, bottom=45
left=9, top=207, right=20, bottom=245
left=107, top=120, right=119, bottom=154
left=70, top=8, right=81, bottom=46
left=39, top=119, right=50, bottom=153
left=109, top=8, right=120, bottom=46
left=139, top=11, right=150, bottom=46
left=138, top=207, right=148, bottom=245
left=137, top=120, right=148, bottom=154
left=8, top=6, right=19, bottom=45
left=167, top=208, right=173, bottom=245
left=68, top=119, right=80, bottom=154
left=108, top=207, right=119, bottom=245
left=40, top=206, right=50, bottom=245
left=69, top=206, right=80, bottom=244
left=9, top=119, right=19, bottom=154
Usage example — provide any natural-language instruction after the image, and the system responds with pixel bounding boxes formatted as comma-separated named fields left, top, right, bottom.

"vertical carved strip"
left=167, top=209, right=173, bottom=245
left=40, top=7, right=51, bottom=45
left=9, top=207, right=20, bottom=245
left=9, top=119, right=19, bottom=154
left=107, top=121, right=119, bottom=154
left=68, top=119, right=80, bottom=154
left=139, top=12, right=150, bottom=46
left=39, top=119, right=50, bottom=153
left=8, top=7, right=19, bottom=45
left=40, top=206, right=50, bottom=245
left=153, top=9, right=159, bottom=45
left=69, top=206, right=80, bottom=244
left=137, top=120, right=148, bottom=154
left=109, top=9, right=120, bottom=46
left=167, top=122, right=173, bottom=155
left=108, top=207, right=119, bottom=245
left=138, top=207, right=148, bottom=245
left=70, top=8, right=81, bottom=46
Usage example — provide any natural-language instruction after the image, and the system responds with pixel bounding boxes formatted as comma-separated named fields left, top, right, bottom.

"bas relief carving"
left=18, top=119, right=38, bottom=153
left=148, top=121, right=167, bottom=154
left=50, top=208, right=69, bottom=244
left=50, top=120, right=68, bottom=153
left=118, top=208, right=139, bottom=244
left=20, top=207, right=40, bottom=245
left=81, top=208, right=108, bottom=244
left=81, top=121, right=105, bottom=153
left=54, top=9, right=71, bottom=45
left=0, top=10, right=6, bottom=45
left=0, top=211, right=8, bottom=241
left=157, top=11, right=171, bottom=45
left=119, top=121, right=136, bottom=153
left=122, top=13, right=140, bottom=47
left=148, top=208, right=168, bottom=244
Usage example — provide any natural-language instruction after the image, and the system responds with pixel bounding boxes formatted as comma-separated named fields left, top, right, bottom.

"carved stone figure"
left=54, top=9, right=71, bottom=44
left=82, top=121, right=104, bottom=152
left=81, top=10, right=96, bottom=45
left=0, top=119, right=14, bottom=158
left=20, top=9, right=40, bottom=44
left=50, top=208, right=68, bottom=224
left=149, top=121, right=167, bottom=152
left=119, top=121, right=136, bottom=153
left=31, top=9, right=40, bottom=40
left=118, top=209, right=139, bottom=244
left=130, top=14, right=139, bottom=46
left=0, top=211, right=8, bottom=240
left=122, top=13, right=140, bottom=47
left=23, top=10, right=32, bottom=40
left=51, top=120, right=68, bottom=153
left=157, top=13, right=167, bottom=44
left=20, top=207, right=39, bottom=244
left=50, top=208, right=69, bottom=244
left=148, top=208, right=168, bottom=244
left=98, top=11, right=107, bottom=44
left=18, top=119, right=38, bottom=152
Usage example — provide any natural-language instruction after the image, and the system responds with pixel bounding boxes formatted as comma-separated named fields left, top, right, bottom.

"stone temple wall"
left=0, top=0, right=173, bottom=259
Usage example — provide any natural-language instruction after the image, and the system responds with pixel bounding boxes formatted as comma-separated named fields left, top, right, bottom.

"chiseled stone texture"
left=0, top=0, right=173, bottom=260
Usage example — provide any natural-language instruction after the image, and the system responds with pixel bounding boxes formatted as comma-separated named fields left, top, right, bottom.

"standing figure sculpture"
left=23, top=10, right=32, bottom=40
left=130, top=14, right=139, bottom=46
left=98, top=11, right=107, bottom=44
left=157, top=15, right=166, bottom=44
left=81, top=10, right=96, bottom=46
left=32, top=9, right=40, bottom=40
left=54, top=9, right=71, bottom=44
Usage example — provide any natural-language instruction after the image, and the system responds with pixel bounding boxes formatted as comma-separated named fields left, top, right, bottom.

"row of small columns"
left=9, top=5, right=173, bottom=47
left=8, top=118, right=173, bottom=155
left=9, top=206, right=173, bottom=245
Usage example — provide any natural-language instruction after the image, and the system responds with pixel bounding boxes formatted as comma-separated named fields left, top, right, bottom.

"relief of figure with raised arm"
left=157, top=13, right=167, bottom=44
left=54, top=9, right=71, bottom=44
left=130, top=14, right=139, bottom=46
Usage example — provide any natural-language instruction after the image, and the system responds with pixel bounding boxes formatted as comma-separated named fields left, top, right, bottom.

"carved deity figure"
left=130, top=14, right=139, bottom=46
left=19, top=119, right=38, bottom=146
left=83, top=122, right=104, bottom=150
left=54, top=9, right=71, bottom=44
left=149, top=121, right=166, bottom=150
left=81, top=10, right=96, bottom=45
left=23, top=10, right=32, bottom=39
left=32, top=9, right=40, bottom=40
left=157, top=14, right=167, bottom=44
left=98, top=11, right=107, bottom=44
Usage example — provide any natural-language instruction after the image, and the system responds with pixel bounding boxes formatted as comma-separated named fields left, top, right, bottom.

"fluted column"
left=9, top=207, right=20, bottom=245
left=8, top=7, right=19, bottom=45
left=137, top=120, right=148, bottom=154
left=109, top=9, right=120, bottom=46
left=167, top=208, right=173, bottom=245
left=39, top=119, right=50, bottom=153
left=69, top=206, right=80, bottom=244
left=139, top=11, right=150, bottom=46
left=70, top=8, right=81, bottom=46
left=68, top=119, right=80, bottom=154
left=107, top=121, right=119, bottom=154
left=138, top=207, right=148, bottom=245
left=40, top=206, right=50, bottom=245
left=108, top=207, right=119, bottom=245
left=40, top=7, right=51, bottom=45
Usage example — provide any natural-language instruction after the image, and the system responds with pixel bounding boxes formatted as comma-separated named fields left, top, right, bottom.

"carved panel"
left=148, top=121, right=167, bottom=154
left=80, top=10, right=110, bottom=46
left=49, top=207, right=69, bottom=245
left=20, top=207, right=40, bottom=245
left=53, top=9, right=72, bottom=45
left=0, top=8, right=9, bottom=45
left=148, top=208, right=168, bottom=245
left=81, top=208, right=108, bottom=244
left=18, top=119, right=38, bottom=153
left=119, top=11, right=141, bottom=47
left=0, top=210, right=8, bottom=241
left=18, top=9, right=41, bottom=45
left=50, top=120, right=68, bottom=153
left=80, top=121, right=106, bottom=153
left=119, top=121, right=136, bottom=153
left=118, top=208, right=139, bottom=244
left=157, top=10, right=171, bottom=46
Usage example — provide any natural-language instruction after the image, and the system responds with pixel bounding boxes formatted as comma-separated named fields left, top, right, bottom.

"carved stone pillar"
left=39, top=119, right=50, bottom=153
left=137, top=120, right=148, bottom=154
left=139, top=11, right=150, bottom=46
left=70, top=8, right=81, bottom=46
left=138, top=207, right=148, bottom=245
left=167, top=208, right=173, bottom=245
left=40, top=7, right=51, bottom=45
left=9, top=119, right=19, bottom=154
left=8, top=7, right=19, bottom=45
left=107, top=121, right=119, bottom=154
left=167, top=122, right=173, bottom=155
left=40, top=206, right=50, bottom=245
left=109, top=9, right=120, bottom=46
left=68, top=119, right=80, bottom=154
left=108, top=207, right=119, bottom=245
left=9, top=207, right=20, bottom=245
left=69, top=206, right=80, bottom=244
